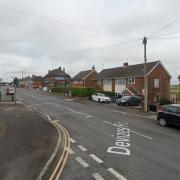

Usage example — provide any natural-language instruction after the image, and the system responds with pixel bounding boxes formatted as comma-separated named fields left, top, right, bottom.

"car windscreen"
left=99, top=93, right=105, bottom=97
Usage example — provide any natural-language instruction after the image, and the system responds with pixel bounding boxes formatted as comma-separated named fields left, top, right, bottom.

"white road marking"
left=77, top=145, right=88, bottom=152
left=110, top=109, right=156, bottom=120
left=130, top=130, right=152, bottom=140
left=75, top=157, right=89, bottom=168
left=103, top=120, right=152, bottom=140
left=52, top=120, right=59, bottom=122
left=92, top=173, right=105, bottom=180
left=89, top=154, right=103, bottom=164
left=70, top=138, right=76, bottom=143
left=69, top=149, right=75, bottom=154
left=86, top=115, right=94, bottom=118
left=107, top=168, right=127, bottom=180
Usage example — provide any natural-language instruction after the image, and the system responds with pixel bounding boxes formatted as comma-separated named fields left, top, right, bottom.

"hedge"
left=51, top=86, right=115, bottom=97
left=51, top=86, right=69, bottom=94
left=70, top=87, right=95, bottom=97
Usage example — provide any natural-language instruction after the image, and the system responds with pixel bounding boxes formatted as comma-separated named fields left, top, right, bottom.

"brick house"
left=44, top=67, right=71, bottom=87
left=95, top=61, right=171, bottom=103
left=31, top=75, right=43, bottom=89
left=72, top=65, right=97, bottom=88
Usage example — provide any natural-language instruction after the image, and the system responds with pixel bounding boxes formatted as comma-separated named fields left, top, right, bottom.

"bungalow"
left=95, top=61, right=171, bottom=103
left=44, top=66, right=71, bottom=87
left=72, top=65, right=97, bottom=89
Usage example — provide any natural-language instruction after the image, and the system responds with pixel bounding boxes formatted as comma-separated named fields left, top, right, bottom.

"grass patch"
left=0, top=118, right=6, bottom=139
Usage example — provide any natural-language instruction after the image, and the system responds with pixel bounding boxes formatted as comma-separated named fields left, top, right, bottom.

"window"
left=156, top=94, right=160, bottom=102
left=116, top=79, right=124, bottom=85
left=128, top=77, right=135, bottom=84
left=97, top=80, right=102, bottom=85
left=166, top=106, right=177, bottom=114
left=103, top=79, right=112, bottom=85
left=154, top=79, right=160, bottom=88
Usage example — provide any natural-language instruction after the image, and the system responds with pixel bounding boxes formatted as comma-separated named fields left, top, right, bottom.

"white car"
left=91, top=93, right=111, bottom=103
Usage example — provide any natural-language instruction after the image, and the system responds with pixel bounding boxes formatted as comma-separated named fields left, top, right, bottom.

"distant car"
left=157, top=104, right=180, bottom=127
left=91, top=93, right=111, bottom=103
left=6, top=87, right=14, bottom=95
left=116, top=96, right=141, bottom=106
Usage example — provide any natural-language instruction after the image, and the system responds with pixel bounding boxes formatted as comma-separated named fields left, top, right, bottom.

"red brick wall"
left=147, top=63, right=170, bottom=103
left=84, top=71, right=98, bottom=88
left=126, top=77, right=144, bottom=93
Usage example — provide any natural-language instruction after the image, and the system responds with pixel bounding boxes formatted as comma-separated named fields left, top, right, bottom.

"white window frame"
left=154, top=79, right=160, bottom=88
left=128, top=77, right=135, bottom=84
left=116, top=78, right=124, bottom=85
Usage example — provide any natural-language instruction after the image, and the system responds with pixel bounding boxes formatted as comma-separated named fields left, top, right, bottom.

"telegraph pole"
left=143, top=37, right=148, bottom=112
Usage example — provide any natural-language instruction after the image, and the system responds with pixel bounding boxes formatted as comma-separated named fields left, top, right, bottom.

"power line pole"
left=143, top=36, right=148, bottom=112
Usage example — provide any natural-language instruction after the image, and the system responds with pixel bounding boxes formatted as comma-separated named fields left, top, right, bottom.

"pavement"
left=0, top=104, right=58, bottom=180
left=17, top=88, right=180, bottom=180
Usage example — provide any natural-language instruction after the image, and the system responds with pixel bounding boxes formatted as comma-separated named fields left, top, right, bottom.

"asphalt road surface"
left=0, top=104, right=57, bottom=180
left=17, top=88, right=180, bottom=180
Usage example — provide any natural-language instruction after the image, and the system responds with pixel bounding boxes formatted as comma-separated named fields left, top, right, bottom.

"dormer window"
left=128, top=77, right=135, bottom=84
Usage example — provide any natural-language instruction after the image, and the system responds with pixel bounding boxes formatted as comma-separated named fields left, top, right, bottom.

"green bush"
left=51, top=86, right=69, bottom=94
left=70, top=87, right=95, bottom=97
left=51, top=86, right=116, bottom=98
left=159, top=98, right=171, bottom=105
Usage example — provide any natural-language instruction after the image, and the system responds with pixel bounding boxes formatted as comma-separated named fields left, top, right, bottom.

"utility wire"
left=148, top=18, right=180, bottom=37
left=150, top=37, right=180, bottom=40
left=0, top=4, right=100, bottom=33
left=150, top=30, right=180, bottom=38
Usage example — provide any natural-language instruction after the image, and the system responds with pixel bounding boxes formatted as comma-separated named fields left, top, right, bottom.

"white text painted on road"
left=107, top=122, right=130, bottom=156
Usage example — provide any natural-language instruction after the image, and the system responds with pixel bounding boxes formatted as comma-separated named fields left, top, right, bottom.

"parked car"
left=116, top=96, right=141, bottom=106
left=6, top=87, right=14, bottom=95
left=91, top=93, right=111, bottom=103
left=157, top=104, right=180, bottom=127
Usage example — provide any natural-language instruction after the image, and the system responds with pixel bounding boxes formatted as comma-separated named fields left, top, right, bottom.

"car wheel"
left=158, top=118, right=167, bottom=126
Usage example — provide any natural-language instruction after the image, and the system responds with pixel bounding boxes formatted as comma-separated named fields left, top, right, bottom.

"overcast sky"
left=0, top=0, right=180, bottom=84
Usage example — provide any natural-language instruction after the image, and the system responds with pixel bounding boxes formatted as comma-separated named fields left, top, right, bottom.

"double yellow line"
left=49, top=122, right=70, bottom=180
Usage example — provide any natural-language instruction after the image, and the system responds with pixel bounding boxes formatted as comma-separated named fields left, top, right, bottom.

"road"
left=17, top=88, right=180, bottom=180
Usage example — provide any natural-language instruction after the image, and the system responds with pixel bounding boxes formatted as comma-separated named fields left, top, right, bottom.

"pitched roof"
left=96, top=61, right=160, bottom=79
left=72, top=70, right=92, bottom=81
left=44, top=67, right=70, bottom=78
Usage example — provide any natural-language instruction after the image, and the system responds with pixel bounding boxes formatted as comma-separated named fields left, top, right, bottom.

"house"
left=31, top=75, right=43, bottom=89
left=95, top=61, right=171, bottom=103
left=44, top=66, right=71, bottom=87
left=72, top=65, right=97, bottom=88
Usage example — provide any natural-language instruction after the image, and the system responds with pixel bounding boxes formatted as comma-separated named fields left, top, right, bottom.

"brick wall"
left=147, top=63, right=170, bottom=103
left=84, top=71, right=98, bottom=88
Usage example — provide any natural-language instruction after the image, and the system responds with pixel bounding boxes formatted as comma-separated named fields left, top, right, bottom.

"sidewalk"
left=0, top=104, right=58, bottom=180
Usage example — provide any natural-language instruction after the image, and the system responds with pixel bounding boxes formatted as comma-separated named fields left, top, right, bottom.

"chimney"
left=59, top=66, right=61, bottom=70
left=63, top=67, right=65, bottom=72
left=123, top=62, right=128, bottom=67
left=92, top=65, right=95, bottom=70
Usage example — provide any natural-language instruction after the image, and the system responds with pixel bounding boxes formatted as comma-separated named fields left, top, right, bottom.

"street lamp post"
left=178, top=75, right=180, bottom=102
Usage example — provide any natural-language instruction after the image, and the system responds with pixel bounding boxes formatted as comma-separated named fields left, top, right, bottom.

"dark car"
left=116, top=96, right=141, bottom=106
left=157, top=104, right=180, bottom=126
